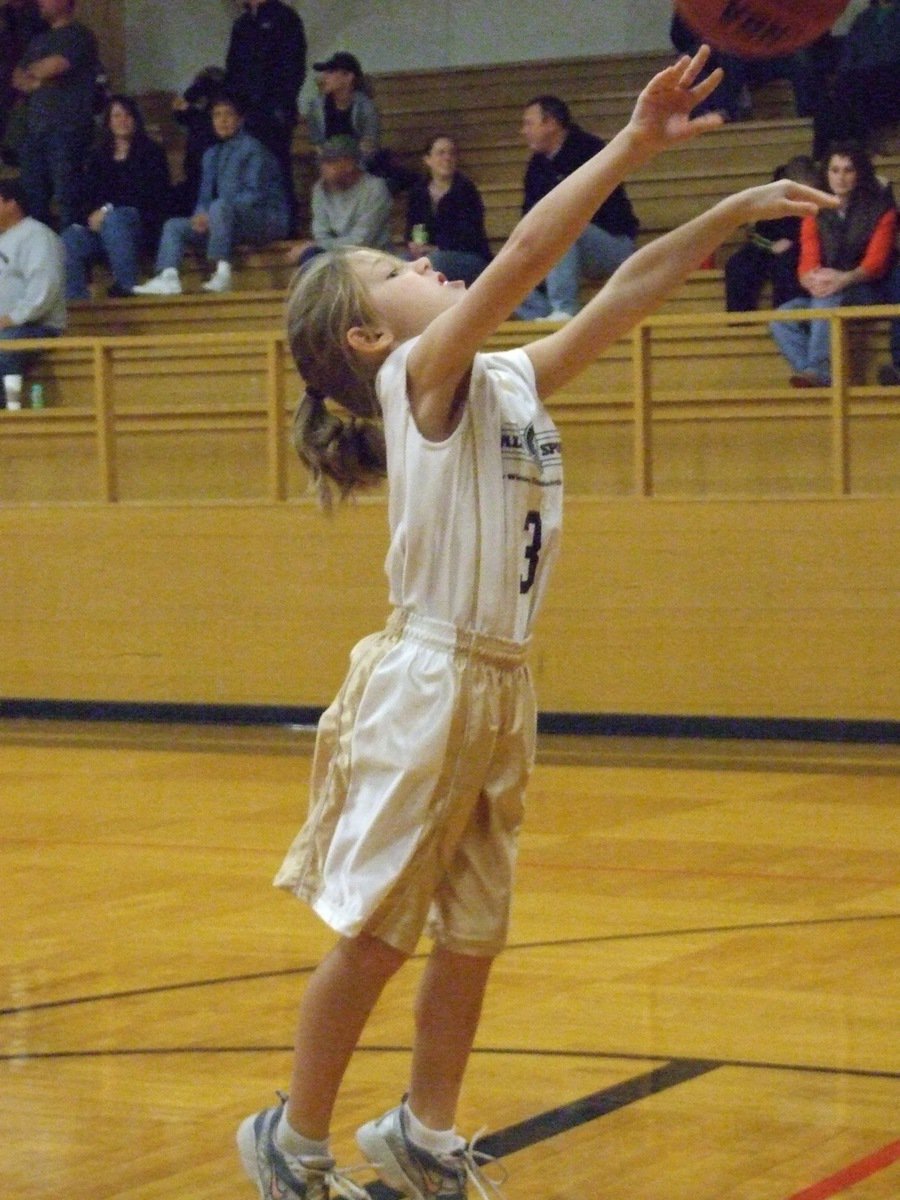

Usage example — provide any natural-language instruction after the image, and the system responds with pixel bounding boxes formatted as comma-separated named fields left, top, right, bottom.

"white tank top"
left=377, top=339, right=563, bottom=644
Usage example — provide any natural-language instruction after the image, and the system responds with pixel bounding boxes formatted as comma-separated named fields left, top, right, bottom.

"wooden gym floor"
left=1, top=718, right=898, bottom=1199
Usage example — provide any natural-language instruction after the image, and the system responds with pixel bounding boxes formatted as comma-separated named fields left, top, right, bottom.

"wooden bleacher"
left=122, top=51, right=900, bottom=296
left=7, top=49, right=900, bottom=412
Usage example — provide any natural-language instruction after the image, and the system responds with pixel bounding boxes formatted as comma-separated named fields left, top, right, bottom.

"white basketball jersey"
left=377, top=340, right=563, bottom=643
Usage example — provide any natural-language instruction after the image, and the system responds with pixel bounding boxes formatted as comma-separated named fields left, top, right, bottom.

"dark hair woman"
left=771, top=140, right=897, bottom=385
left=404, top=135, right=492, bottom=287
left=61, top=93, right=171, bottom=298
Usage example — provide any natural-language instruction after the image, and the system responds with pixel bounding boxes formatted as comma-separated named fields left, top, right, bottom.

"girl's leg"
left=408, top=944, right=494, bottom=1129
left=287, top=932, right=407, bottom=1140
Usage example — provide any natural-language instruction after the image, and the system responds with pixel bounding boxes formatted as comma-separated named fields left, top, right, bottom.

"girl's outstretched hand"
left=628, top=47, right=726, bottom=151
left=735, top=179, right=839, bottom=223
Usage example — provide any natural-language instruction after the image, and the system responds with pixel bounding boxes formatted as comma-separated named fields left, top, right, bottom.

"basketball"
left=674, top=0, right=851, bottom=58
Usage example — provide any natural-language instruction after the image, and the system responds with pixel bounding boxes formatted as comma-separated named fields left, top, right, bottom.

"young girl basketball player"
left=237, top=48, right=835, bottom=1200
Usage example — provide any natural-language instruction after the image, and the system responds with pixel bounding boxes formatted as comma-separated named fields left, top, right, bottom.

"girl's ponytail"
left=286, top=250, right=390, bottom=508
left=292, top=385, right=386, bottom=510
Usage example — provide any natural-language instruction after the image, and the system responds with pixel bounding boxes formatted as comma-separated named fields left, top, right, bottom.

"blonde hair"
left=286, top=248, right=388, bottom=508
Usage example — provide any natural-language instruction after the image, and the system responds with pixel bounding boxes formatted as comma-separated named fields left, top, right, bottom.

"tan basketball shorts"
left=274, top=609, right=536, bottom=956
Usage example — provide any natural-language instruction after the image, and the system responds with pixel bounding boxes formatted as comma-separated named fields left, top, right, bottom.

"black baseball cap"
left=313, top=51, right=363, bottom=79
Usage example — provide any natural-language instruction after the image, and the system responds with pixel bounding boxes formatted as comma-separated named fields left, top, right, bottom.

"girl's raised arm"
left=406, top=48, right=725, bottom=438
left=524, top=179, right=839, bottom=398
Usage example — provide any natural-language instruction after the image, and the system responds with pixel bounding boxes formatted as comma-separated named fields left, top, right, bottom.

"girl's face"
left=352, top=251, right=466, bottom=344
left=827, top=155, right=858, bottom=199
left=108, top=102, right=136, bottom=141
left=424, top=138, right=458, bottom=182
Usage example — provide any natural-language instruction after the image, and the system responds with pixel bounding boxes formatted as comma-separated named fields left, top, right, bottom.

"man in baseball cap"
left=286, top=134, right=392, bottom=266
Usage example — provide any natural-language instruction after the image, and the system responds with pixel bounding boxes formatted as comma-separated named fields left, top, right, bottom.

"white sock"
left=213, top=260, right=231, bottom=278
left=403, top=1099, right=465, bottom=1155
left=160, top=267, right=179, bottom=280
left=274, top=1109, right=330, bottom=1161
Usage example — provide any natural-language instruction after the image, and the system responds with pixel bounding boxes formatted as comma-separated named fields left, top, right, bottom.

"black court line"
left=2, top=911, right=896, bottom=1018
left=470, top=1059, right=720, bottom=1157
left=2, top=1043, right=897, bottom=1082
left=364, top=1061, right=718, bottom=1199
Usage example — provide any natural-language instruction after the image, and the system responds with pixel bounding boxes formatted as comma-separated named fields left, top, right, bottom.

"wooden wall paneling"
left=1, top=498, right=897, bottom=720
left=1, top=316, right=898, bottom=505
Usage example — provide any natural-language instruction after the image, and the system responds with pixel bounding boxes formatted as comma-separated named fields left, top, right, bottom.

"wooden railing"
left=1, top=303, right=898, bottom=504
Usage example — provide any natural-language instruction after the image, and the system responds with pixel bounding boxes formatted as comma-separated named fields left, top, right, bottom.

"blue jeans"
left=878, top=263, right=900, bottom=366
left=770, top=284, right=880, bottom=382
left=517, top=223, right=635, bottom=317
left=19, top=125, right=92, bottom=229
left=62, top=207, right=144, bottom=299
left=428, top=249, right=489, bottom=288
left=155, top=197, right=290, bottom=269
left=0, top=323, right=60, bottom=399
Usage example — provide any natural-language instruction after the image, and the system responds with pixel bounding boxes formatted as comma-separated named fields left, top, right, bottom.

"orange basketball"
left=674, top=0, right=850, bottom=58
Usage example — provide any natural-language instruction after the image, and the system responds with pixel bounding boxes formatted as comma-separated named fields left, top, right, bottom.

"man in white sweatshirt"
left=0, top=177, right=64, bottom=408
left=287, top=134, right=392, bottom=266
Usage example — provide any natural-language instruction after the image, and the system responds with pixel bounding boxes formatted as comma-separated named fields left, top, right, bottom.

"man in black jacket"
left=225, top=0, right=306, bottom=225
left=516, top=94, right=638, bottom=320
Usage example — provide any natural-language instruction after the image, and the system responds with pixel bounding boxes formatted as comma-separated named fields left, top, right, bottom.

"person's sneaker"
left=877, top=362, right=900, bottom=386
left=790, top=369, right=829, bottom=388
left=237, top=1101, right=369, bottom=1200
left=357, top=1103, right=504, bottom=1199
left=133, top=268, right=182, bottom=295
left=202, top=263, right=232, bottom=293
left=538, top=309, right=573, bottom=322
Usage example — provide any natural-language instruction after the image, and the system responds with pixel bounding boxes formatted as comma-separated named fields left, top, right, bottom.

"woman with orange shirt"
left=770, top=142, right=896, bottom=386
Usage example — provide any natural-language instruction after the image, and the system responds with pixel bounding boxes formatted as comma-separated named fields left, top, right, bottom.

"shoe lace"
left=321, top=1162, right=372, bottom=1200
left=455, top=1131, right=508, bottom=1200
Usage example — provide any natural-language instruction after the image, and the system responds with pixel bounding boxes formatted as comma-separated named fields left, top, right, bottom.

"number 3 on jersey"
left=520, top=510, right=542, bottom=595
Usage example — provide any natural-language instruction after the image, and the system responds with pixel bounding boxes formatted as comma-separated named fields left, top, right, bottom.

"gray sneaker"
left=237, top=1100, right=368, bottom=1200
left=356, top=1103, right=504, bottom=1200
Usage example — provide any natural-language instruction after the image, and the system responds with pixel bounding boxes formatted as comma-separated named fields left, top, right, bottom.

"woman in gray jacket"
left=304, top=51, right=415, bottom=194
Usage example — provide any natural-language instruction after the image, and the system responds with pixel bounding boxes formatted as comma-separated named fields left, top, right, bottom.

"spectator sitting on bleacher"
left=286, top=135, right=391, bottom=267
left=725, top=155, right=818, bottom=312
left=811, top=0, right=900, bottom=160
left=304, top=53, right=379, bottom=164
left=170, top=65, right=224, bottom=217
left=61, top=94, right=171, bottom=299
left=0, top=177, right=64, bottom=409
left=515, top=94, right=638, bottom=320
left=404, top=135, right=491, bottom=288
left=134, top=91, right=289, bottom=296
left=304, top=50, right=415, bottom=195
left=770, top=142, right=897, bottom=387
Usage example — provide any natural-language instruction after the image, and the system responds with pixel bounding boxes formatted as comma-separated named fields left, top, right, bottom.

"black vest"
left=817, top=188, right=894, bottom=271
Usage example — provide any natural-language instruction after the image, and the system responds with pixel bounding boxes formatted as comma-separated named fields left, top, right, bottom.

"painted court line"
left=785, top=1137, right=900, bottom=1200
left=365, top=1059, right=719, bottom=1198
